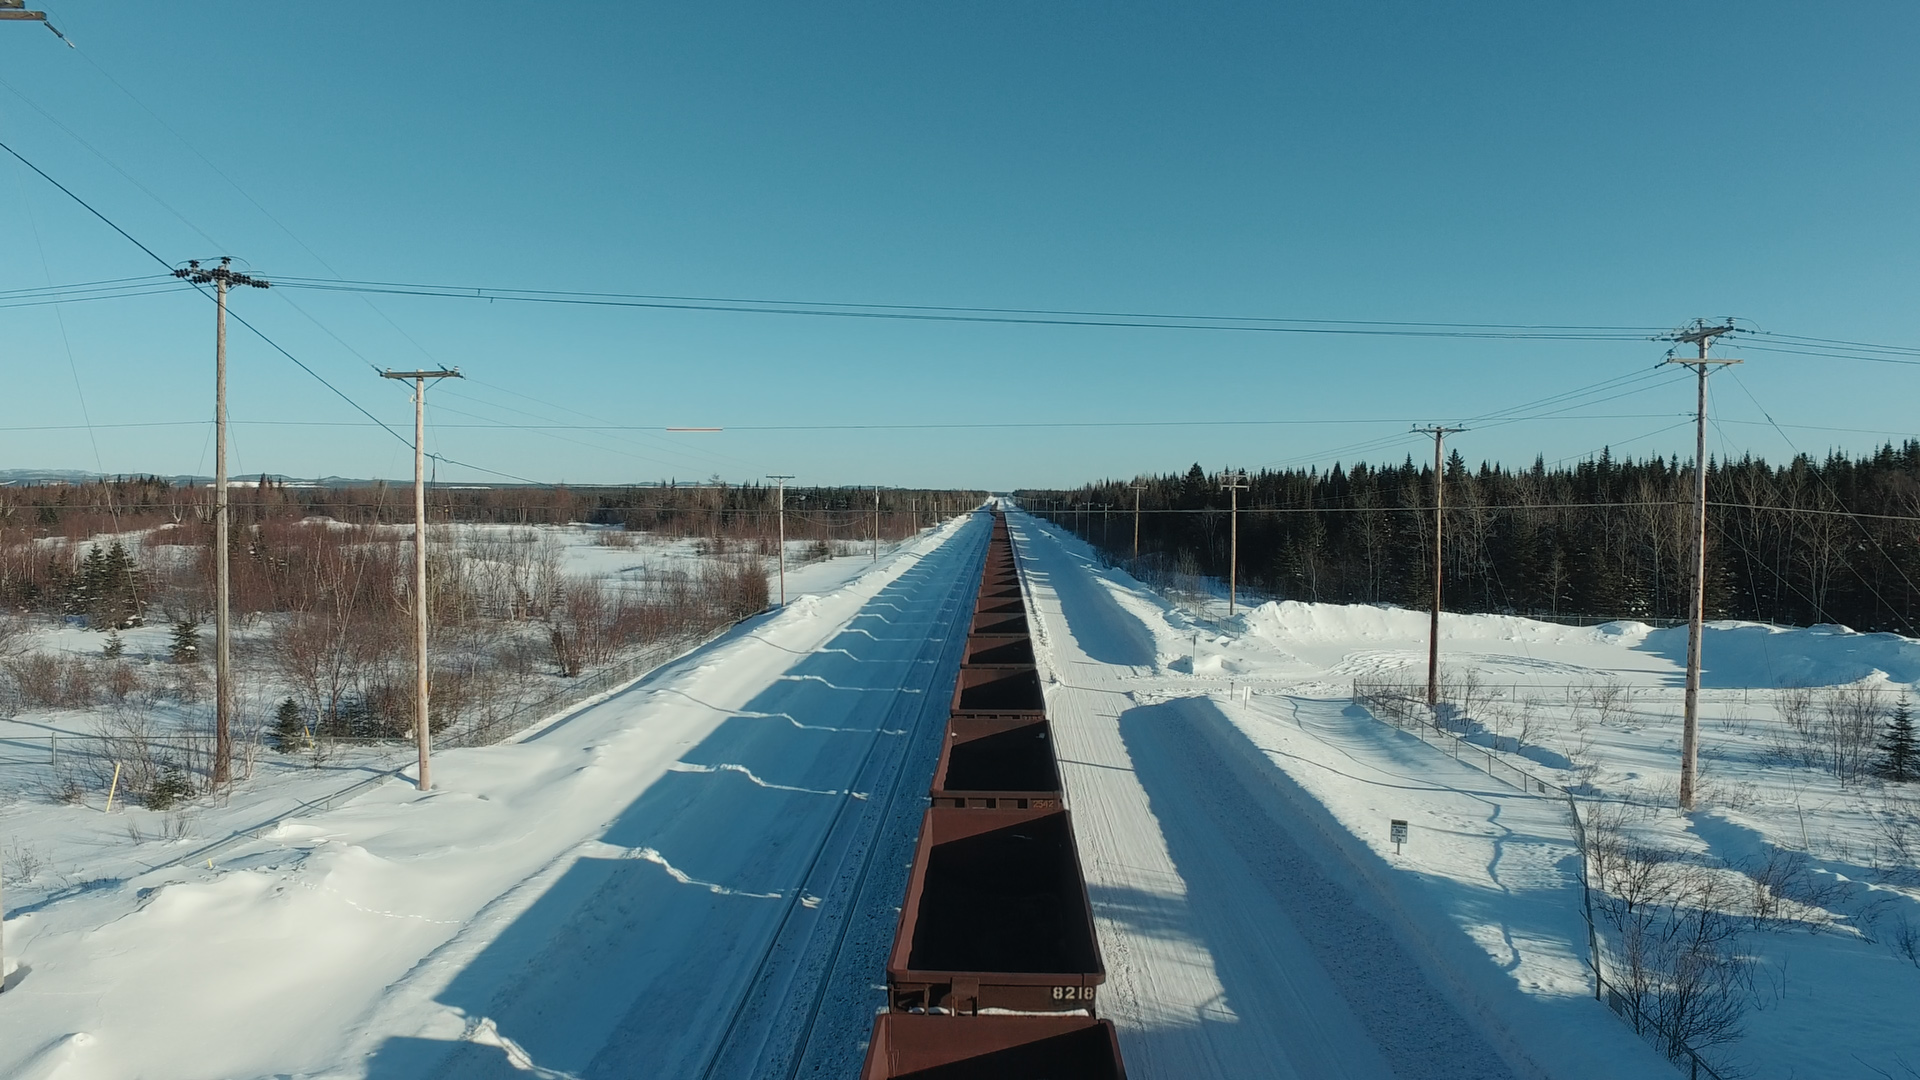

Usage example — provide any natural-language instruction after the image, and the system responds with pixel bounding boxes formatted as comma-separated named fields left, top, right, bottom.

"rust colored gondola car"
left=961, top=633, right=1033, bottom=667
left=887, top=806, right=1104, bottom=1014
left=949, top=665, right=1045, bottom=720
left=859, top=1014, right=1126, bottom=1079
left=929, top=715, right=1061, bottom=810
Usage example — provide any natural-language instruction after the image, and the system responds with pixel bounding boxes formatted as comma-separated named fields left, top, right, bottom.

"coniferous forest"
left=1021, top=443, right=1920, bottom=634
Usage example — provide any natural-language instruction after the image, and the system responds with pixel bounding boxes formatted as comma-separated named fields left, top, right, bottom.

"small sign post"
left=1390, top=819, right=1409, bottom=855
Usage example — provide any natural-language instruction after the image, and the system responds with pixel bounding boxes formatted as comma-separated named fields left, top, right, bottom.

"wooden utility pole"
left=1221, top=469, right=1249, bottom=616
left=1130, top=481, right=1146, bottom=562
left=174, top=258, right=268, bottom=786
left=768, top=474, right=793, bottom=606
left=1665, top=321, right=1740, bottom=811
left=380, top=368, right=462, bottom=792
left=872, top=487, right=880, bottom=562
left=1415, top=426, right=1466, bottom=710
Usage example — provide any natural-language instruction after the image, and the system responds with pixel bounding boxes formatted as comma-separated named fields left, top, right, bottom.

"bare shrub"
left=1583, top=810, right=1754, bottom=1062
left=702, top=555, right=769, bottom=621
left=52, top=700, right=212, bottom=805
left=1352, top=673, right=1422, bottom=724
left=0, top=610, right=26, bottom=658
left=1512, top=695, right=1544, bottom=753
left=1887, top=913, right=1920, bottom=968
left=6, top=652, right=102, bottom=708
left=1820, top=686, right=1884, bottom=786
left=1771, top=686, right=1821, bottom=767
left=1, top=840, right=46, bottom=884
left=1872, top=793, right=1920, bottom=885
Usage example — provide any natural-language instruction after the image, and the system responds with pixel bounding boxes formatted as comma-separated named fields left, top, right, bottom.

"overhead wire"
left=269, top=276, right=1671, bottom=340
left=0, top=134, right=573, bottom=487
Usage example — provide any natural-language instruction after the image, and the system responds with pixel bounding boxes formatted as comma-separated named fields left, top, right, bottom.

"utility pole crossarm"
left=0, top=5, right=68, bottom=44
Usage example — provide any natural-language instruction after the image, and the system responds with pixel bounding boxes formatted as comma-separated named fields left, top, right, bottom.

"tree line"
left=0, top=478, right=983, bottom=614
left=1020, top=442, right=1920, bottom=633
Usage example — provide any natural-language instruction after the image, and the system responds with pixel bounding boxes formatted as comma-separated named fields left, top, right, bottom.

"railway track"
left=695, top=515, right=988, bottom=1078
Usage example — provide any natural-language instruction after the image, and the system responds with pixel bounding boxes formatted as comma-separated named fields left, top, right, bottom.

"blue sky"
left=0, top=2, right=1915, bottom=489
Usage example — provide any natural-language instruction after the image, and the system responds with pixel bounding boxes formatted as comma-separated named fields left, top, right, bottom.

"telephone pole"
left=1665, top=321, right=1740, bottom=811
left=174, top=258, right=268, bottom=786
left=1130, top=481, right=1146, bottom=562
left=1415, top=426, right=1466, bottom=710
left=380, top=368, right=462, bottom=792
left=1221, top=469, right=1249, bottom=616
left=872, top=487, right=880, bottom=562
left=768, top=475, right=793, bottom=606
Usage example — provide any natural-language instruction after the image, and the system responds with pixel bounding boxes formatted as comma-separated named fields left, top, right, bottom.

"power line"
left=269, top=276, right=1672, bottom=340
left=0, top=136, right=176, bottom=270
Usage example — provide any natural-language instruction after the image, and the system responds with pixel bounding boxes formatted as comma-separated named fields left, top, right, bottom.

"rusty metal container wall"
left=968, top=611, right=1027, bottom=637
left=950, top=666, right=1045, bottom=718
left=929, top=716, right=1061, bottom=810
left=886, top=806, right=1105, bottom=1014
left=962, top=634, right=1034, bottom=667
left=859, top=1014, right=1126, bottom=1079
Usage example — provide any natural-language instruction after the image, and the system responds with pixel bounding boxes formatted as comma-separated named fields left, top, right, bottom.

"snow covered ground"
left=1012, top=508, right=1920, bottom=1080
left=0, top=515, right=980, bottom=1079
left=5, top=501, right=1915, bottom=1079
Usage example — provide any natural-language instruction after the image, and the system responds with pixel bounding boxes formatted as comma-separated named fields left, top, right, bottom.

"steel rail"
left=693, top=518, right=987, bottom=1078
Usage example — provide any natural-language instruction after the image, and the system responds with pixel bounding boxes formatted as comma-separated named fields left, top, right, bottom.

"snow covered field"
left=3, top=501, right=1915, bottom=1079
left=0, top=517, right=974, bottom=1079
left=1013, top=508, right=1920, bottom=1080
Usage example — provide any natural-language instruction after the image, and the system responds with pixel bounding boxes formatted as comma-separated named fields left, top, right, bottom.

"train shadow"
left=357, top=520, right=983, bottom=1080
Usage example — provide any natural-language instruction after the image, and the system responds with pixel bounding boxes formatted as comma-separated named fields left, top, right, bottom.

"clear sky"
left=1, top=3, right=1916, bottom=490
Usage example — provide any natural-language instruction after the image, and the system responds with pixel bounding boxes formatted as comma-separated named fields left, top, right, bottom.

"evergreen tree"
left=100, top=541, right=143, bottom=627
left=169, top=618, right=203, bottom=664
left=274, top=697, right=307, bottom=751
left=145, top=763, right=194, bottom=809
left=101, top=629, right=125, bottom=659
left=1878, top=698, right=1917, bottom=782
left=70, top=542, right=142, bottom=629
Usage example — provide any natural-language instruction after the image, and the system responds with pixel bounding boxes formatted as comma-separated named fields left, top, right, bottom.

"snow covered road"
left=0, top=514, right=986, bottom=1080
left=1011, top=510, right=1673, bottom=1080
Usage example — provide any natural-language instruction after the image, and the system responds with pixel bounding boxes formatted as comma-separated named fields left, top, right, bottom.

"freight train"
left=860, top=509, right=1128, bottom=1078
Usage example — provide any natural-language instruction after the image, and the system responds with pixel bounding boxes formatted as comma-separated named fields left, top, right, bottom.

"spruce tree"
left=169, top=618, right=203, bottom=664
left=1878, top=698, right=1917, bottom=782
left=101, top=629, right=125, bottom=660
left=100, top=541, right=142, bottom=627
left=274, top=697, right=306, bottom=751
